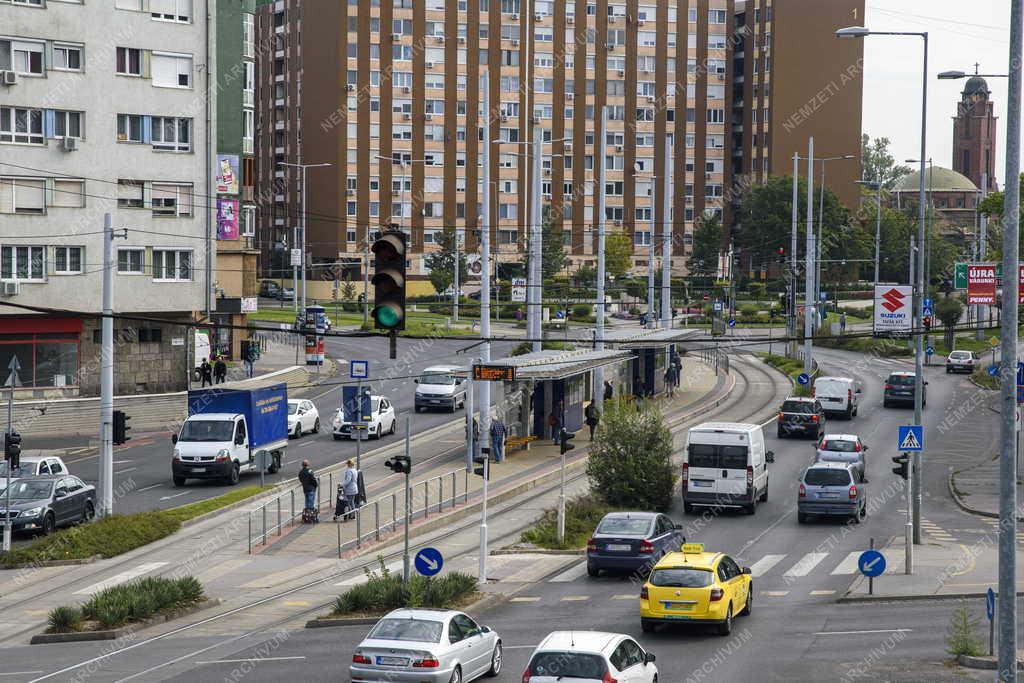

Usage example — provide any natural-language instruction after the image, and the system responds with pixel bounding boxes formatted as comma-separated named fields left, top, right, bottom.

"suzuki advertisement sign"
left=873, top=285, right=912, bottom=336
left=967, top=263, right=997, bottom=304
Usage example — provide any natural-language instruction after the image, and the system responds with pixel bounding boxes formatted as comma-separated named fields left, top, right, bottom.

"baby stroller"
left=334, top=484, right=354, bottom=521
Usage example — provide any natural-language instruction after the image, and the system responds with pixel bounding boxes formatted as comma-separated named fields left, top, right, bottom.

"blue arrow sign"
left=797, top=373, right=810, bottom=386
left=923, top=297, right=934, bottom=315
left=989, top=365, right=1000, bottom=377
left=414, top=547, right=444, bottom=577
left=350, top=360, right=369, bottom=379
left=986, top=587, right=995, bottom=621
left=858, top=550, right=886, bottom=578
left=926, top=346, right=935, bottom=356
left=1017, top=362, right=1024, bottom=386
left=728, top=318, right=736, bottom=328
left=897, top=425, right=923, bottom=452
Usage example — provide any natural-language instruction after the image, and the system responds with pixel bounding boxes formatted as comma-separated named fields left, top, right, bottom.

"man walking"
left=214, top=357, right=227, bottom=384
left=489, top=416, right=507, bottom=463
left=244, top=344, right=258, bottom=378
left=840, top=311, right=847, bottom=335
left=672, top=354, right=682, bottom=388
left=548, top=401, right=564, bottom=446
left=199, top=358, right=213, bottom=387
left=664, top=364, right=677, bottom=398
left=584, top=401, right=599, bottom=439
left=298, top=459, right=318, bottom=512
left=603, top=380, right=614, bottom=402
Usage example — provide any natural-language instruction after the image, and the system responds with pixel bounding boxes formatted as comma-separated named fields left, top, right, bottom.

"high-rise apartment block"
left=255, top=0, right=863, bottom=288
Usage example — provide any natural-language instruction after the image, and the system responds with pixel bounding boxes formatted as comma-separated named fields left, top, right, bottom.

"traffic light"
left=922, top=315, right=931, bottom=332
left=473, top=447, right=490, bottom=479
left=385, top=455, right=411, bottom=475
left=892, top=453, right=909, bottom=480
left=3, top=431, right=21, bottom=469
left=560, top=429, right=576, bottom=456
left=112, top=410, right=131, bottom=445
left=776, top=247, right=786, bottom=264
left=371, top=230, right=407, bottom=332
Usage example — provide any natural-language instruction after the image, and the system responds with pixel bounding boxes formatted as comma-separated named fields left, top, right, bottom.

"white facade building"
left=0, top=0, right=215, bottom=397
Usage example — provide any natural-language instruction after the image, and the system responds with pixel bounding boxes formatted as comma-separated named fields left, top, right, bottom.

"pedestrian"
left=635, top=380, right=645, bottom=407
left=584, top=401, right=599, bottom=439
left=199, top=358, right=213, bottom=387
left=471, top=416, right=480, bottom=454
left=214, top=356, right=227, bottom=384
left=548, top=408, right=561, bottom=445
left=603, top=380, right=613, bottom=402
left=672, top=354, right=683, bottom=388
left=840, top=311, right=847, bottom=334
left=338, top=459, right=359, bottom=521
left=298, top=459, right=318, bottom=512
left=244, top=344, right=258, bottom=378
left=490, top=416, right=507, bottom=463
left=664, top=365, right=677, bottom=398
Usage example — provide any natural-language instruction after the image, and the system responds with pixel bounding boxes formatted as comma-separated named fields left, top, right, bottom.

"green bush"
left=47, top=605, right=82, bottom=633
left=331, top=557, right=478, bottom=616
left=586, top=399, right=676, bottom=511
left=946, top=599, right=985, bottom=657
left=739, top=303, right=759, bottom=317
left=77, top=575, right=205, bottom=630
left=520, top=494, right=619, bottom=549
left=572, top=304, right=592, bottom=318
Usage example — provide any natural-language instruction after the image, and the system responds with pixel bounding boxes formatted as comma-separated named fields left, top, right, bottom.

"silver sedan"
left=350, top=609, right=502, bottom=683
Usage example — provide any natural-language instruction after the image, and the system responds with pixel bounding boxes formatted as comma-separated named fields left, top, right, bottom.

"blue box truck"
left=171, top=384, right=288, bottom=486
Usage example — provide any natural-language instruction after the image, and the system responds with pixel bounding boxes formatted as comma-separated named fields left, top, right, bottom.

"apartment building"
left=212, top=0, right=260, bottom=359
left=255, top=0, right=862, bottom=291
left=0, top=0, right=214, bottom=397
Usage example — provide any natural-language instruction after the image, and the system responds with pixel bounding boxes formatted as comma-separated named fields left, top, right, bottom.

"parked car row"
left=0, top=456, right=94, bottom=536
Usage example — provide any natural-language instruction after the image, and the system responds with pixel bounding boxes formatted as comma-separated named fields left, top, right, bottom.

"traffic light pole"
left=403, top=416, right=411, bottom=582
left=479, top=77, right=492, bottom=450
left=3, top=384, right=11, bottom=552
left=478, top=451, right=489, bottom=585
left=100, top=213, right=114, bottom=519
left=557, top=429, right=566, bottom=545
left=905, top=453, right=914, bottom=574
left=790, top=153, right=799, bottom=358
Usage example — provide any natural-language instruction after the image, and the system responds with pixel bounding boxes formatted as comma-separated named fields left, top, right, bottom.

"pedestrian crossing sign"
left=897, top=425, right=923, bottom=452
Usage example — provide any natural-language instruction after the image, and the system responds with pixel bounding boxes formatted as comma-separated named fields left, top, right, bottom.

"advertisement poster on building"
left=216, top=199, right=239, bottom=240
left=216, top=154, right=239, bottom=194
left=511, top=277, right=527, bottom=302
left=872, top=285, right=913, bottom=336
left=1018, top=264, right=1024, bottom=305
left=466, top=253, right=483, bottom=279
left=967, top=263, right=997, bottom=305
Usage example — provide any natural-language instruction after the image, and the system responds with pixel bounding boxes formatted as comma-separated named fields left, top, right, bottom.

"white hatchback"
left=286, top=399, right=320, bottom=438
left=333, top=395, right=397, bottom=440
left=523, top=631, right=658, bottom=683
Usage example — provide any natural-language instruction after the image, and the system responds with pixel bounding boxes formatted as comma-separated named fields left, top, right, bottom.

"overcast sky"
left=861, top=1, right=1014, bottom=185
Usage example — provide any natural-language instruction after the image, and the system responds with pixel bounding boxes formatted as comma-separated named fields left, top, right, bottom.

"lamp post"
left=838, top=25, right=928, bottom=550
left=278, top=162, right=332, bottom=314
left=905, top=158, right=933, bottom=299
left=634, top=165, right=658, bottom=326
left=815, top=155, right=856, bottom=316
left=855, top=180, right=883, bottom=290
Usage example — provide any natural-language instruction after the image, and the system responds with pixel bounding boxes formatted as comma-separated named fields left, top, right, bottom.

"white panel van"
left=681, top=422, right=774, bottom=514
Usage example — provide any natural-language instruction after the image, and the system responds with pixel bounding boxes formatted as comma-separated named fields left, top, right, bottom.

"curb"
left=491, top=548, right=584, bottom=556
left=946, top=471, right=1024, bottom=523
left=304, top=591, right=506, bottom=629
left=958, top=654, right=1024, bottom=671
left=838, top=591, right=1024, bottom=604
left=30, top=598, right=222, bottom=644
left=2, top=554, right=101, bottom=571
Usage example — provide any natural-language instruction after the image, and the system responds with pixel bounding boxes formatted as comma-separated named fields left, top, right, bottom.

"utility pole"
left=403, top=416, right=412, bottom=582
left=100, top=213, right=114, bottom=518
left=978, top=170, right=989, bottom=340
left=660, top=139, right=672, bottom=329
left=790, top=153, right=799, bottom=358
left=453, top=226, right=460, bottom=323
left=997, top=2, right=1021, bottom=677
left=530, top=115, right=543, bottom=352
left=911, top=35, right=929, bottom=549
left=479, top=76, right=492, bottom=463
left=4, top=356, right=21, bottom=553
left=874, top=184, right=881, bottom=288
left=803, top=138, right=815, bottom=376
left=593, top=106, right=607, bottom=410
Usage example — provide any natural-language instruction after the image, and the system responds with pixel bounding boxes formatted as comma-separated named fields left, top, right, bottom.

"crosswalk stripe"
left=510, top=597, right=541, bottom=603
left=748, top=554, right=786, bottom=577
left=810, top=590, right=836, bottom=596
left=761, top=590, right=789, bottom=596
left=549, top=561, right=589, bottom=583
left=73, top=562, right=169, bottom=595
left=560, top=595, right=589, bottom=601
left=612, top=594, right=636, bottom=600
left=783, top=553, right=829, bottom=577
left=830, top=551, right=862, bottom=575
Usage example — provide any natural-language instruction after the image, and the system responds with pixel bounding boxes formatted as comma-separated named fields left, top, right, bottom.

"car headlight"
left=215, top=449, right=231, bottom=462
left=22, top=507, right=43, bottom=518
left=173, top=448, right=181, bottom=459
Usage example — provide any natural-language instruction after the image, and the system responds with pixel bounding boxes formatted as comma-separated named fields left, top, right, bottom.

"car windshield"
left=596, top=517, right=652, bottom=536
left=178, top=420, right=235, bottom=442
left=528, top=652, right=608, bottom=679
left=367, top=618, right=442, bottom=643
left=821, top=440, right=857, bottom=452
left=372, top=399, right=381, bottom=414
left=805, top=469, right=852, bottom=486
left=287, top=403, right=299, bottom=415
left=650, top=567, right=713, bottom=587
left=782, top=400, right=813, bottom=413
left=420, top=373, right=455, bottom=385
left=0, top=480, right=53, bottom=500
left=888, top=375, right=916, bottom=386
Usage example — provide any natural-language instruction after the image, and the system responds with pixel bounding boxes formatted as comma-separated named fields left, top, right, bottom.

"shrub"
left=47, top=606, right=82, bottom=633
left=586, top=399, right=676, bottom=511
left=520, top=494, right=619, bottom=549
left=739, top=303, right=759, bottom=317
left=946, top=599, right=985, bottom=657
left=572, top=304, right=592, bottom=318
left=332, top=557, right=477, bottom=615
left=78, top=575, right=205, bottom=630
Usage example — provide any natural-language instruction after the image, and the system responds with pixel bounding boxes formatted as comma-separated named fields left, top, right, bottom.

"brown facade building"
left=255, top=0, right=863, bottom=286
left=952, top=74, right=999, bottom=194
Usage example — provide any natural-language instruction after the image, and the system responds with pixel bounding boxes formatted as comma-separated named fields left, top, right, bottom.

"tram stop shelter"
left=601, top=327, right=701, bottom=397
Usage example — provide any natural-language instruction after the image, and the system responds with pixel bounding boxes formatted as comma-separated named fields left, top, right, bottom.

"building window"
left=0, top=39, right=44, bottom=75
left=241, top=206, right=256, bottom=236
left=117, top=248, right=145, bottom=274
left=1, top=245, right=45, bottom=280
left=151, top=116, right=191, bottom=152
left=0, top=106, right=40, bottom=145
left=116, top=47, right=143, bottom=76
left=150, top=0, right=191, bottom=22
left=52, top=44, right=84, bottom=71
left=52, top=110, right=82, bottom=139
left=151, top=183, right=193, bottom=216
left=116, top=114, right=145, bottom=143
left=0, top=330, right=80, bottom=389
left=709, top=9, right=727, bottom=23
left=151, top=52, right=192, bottom=88
left=243, top=13, right=255, bottom=58
left=117, top=180, right=145, bottom=208
left=152, top=249, right=192, bottom=281
left=0, top=177, right=45, bottom=213
left=53, top=246, right=83, bottom=274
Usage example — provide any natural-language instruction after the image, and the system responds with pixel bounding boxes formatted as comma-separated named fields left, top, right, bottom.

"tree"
left=935, top=296, right=963, bottom=350
left=861, top=134, right=913, bottom=190
left=423, top=227, right=467, bottom=295
left=586, top=398, right=677, bottom=511
left=605, top=232, right=634, bottom=279
left=978, top=173, right=1023, bottom=259
left=541, top=206, right=567, bottom=279
left=687, top=213, right=721, bottom=282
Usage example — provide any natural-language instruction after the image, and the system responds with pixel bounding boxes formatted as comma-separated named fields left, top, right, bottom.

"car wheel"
left=332, top=434, right=341, bottom=441
left=267, top=457, right=280, bottom=474
left=415, top=405, right=422, bottom=413
left=485, top=642, right=502, bottom=677
left=846, top=406, right=854, bottom=420
left=41, top=512, right=56, bottom=536
left=683, top=502, right=695, bottom=515
left=797, top=512, right=809, bottom=524
left=759, top=481, right=768, bottom=503
left=776, top=426, right=785, bottom=439
left=372, top=424, right=381, bottom=440
left=389, top=419, right=396, bottom=435
left=641, top=618, right=656, bottom=633
left=173, top=476, right=186, bottom=487
left=293, top=423, right=302, bottom=439
left=717, top=605, right=733, bottom=636
left=860, top=501, right=867, bottom=518
left=312, top=418, right=320, bottom=434
left=82, top=500, right=95, bottom=523
left=740, top=586, right=753, bottom=616
left=587, top=563, right=600, bottom=578
left=228, top=463, right=240, bottom=486
left=448, top=665, right=461, bottom=683
left=946, top=367, right=951, bottom=374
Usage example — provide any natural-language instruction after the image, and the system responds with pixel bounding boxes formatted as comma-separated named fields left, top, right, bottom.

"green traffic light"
left=375, top=306, right=400, bottom=328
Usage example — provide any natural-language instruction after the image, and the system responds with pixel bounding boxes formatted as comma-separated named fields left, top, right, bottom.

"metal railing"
left=247, top=466, right=471, bottom=554
left=698, top=346, right=730, bottom=374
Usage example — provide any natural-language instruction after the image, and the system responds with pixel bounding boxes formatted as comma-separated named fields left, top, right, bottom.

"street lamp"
left=905, top=158, right=934, bottom=297
left=634, top=164, right=659, bottom=327
left=854, top=179, right=884, bottom=289
left=838, top=25, right=928, bottom=570
left=278, top=162, right=332, bottom=313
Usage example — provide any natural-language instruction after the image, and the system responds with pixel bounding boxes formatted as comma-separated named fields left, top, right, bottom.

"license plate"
left=606, top=544, right=632, bottom=552
left=430, top=400, right=440, bottom=404
left=191, top=467, right=206, bottom=473
left=820, top=493, right=839, bottom=499
left=663, top=602, right=692, bottom=610
left=827, top=397, right=841, bottom=402
left=692, top=480, right=712, bottom=488
left=376, top=656, right=409, bottom=666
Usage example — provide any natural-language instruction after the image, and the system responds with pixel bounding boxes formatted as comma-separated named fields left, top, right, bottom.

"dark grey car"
left=0, top=475, right=96, bottom=535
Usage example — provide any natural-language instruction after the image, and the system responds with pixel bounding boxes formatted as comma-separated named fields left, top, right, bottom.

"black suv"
left=777, top=397, right=826, bottom=439
left=883, top=371, right=926, bottom=408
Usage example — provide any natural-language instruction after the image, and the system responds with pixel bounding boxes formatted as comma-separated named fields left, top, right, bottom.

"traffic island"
left=957, top=653, right=1024, bottom=671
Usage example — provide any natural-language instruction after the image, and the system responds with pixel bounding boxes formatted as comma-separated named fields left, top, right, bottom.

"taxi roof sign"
left=681, top=543, right=705, bottom=554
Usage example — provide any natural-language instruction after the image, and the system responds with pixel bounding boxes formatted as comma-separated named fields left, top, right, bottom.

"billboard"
left=216, top=199, right=239, bottom=240
left=216, top=154, right=239, bottom=194
left=967, top=263, right=997, bottom=304
left=873, top=285, right=912, bottom=336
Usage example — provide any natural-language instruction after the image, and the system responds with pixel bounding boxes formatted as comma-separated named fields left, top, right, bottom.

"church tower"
left=952, top=68, right=998, bottom=193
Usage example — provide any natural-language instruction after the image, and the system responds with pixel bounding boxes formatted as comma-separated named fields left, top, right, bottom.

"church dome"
left=892, top=166, right=978, bottom=193
left=963, top=75, right=990, bottom=97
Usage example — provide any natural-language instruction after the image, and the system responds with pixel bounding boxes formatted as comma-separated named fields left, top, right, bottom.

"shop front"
left=0, top=318, right=82, bottom=390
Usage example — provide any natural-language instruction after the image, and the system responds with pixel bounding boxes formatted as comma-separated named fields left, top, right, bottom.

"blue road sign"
left=728, top=318, right=736, bottom=328
left=989, top=364, right=1000, bottom=377
left=797, top=373, right=810, bottom=386
left=923, top=297, right=934, bottom=315
left=713, top=301, right=723, bottom=312
left=342, top=385, right=372, bottom=423
left=350, top=360, right=369, bottom=379
left=1017, top=362, right=1024, bottom=386
left=820, top=292, right=828, bottom=301
left=858, top=550, right=886, bottom=578
left=897, top=425, right=923, bottom=452
left=986, top=587, right=995, bottom=620
left=926, top=346, right=935, bottom=356
left=414, top=547, right=444, bottom=577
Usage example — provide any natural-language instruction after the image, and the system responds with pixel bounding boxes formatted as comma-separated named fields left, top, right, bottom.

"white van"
left=813, top=376, right=861, bottom=419
left=414, top=365, right=468, bottom=413
left=681, top=422, right=774, bottom=515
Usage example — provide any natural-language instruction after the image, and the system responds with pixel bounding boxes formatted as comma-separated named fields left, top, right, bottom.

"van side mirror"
left=414, top=379, right=419, bottom=383
left=171, top=434, right=178, bottom=444
left=765, top=451, right=775, bottom=463
left=742, top=566, right=752, bottom=575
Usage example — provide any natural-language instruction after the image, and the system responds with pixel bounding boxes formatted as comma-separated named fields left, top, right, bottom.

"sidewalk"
left=950, top=457, right=1024, bottom=521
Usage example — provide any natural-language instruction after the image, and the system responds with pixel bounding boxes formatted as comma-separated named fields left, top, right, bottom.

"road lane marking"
left=69, top=448, right=92, bottom=454
left=612, top=594, right=636, bottom=600
left=761, top=591, right=789, bottom=596
left=830, top=552, right=862, bottom=575
left=281, top=601, right=309, bottom=607
left=74, top=562, right=169, bottom=595
left=159, top=492, right=191, bottom=501
left=509, top=597, right=541, bottom=602
left=0, top=673, right=44, bottom=677
left=549, top=561, right=588, bottom=583
left=334, top=561, right=402, bottom=586
left=748, top=554, right=786, bottom=577
left=810, top=590, right=836, bottom=596
left=115, top=467, right=137, bottom=474
left=137, top=484, right=162, bottom=492
left=783, top=552, right=829, bottom=577
left=814, top=629, right=912, bottom=636
left=560, top=596, right=589, bottom=601
left=194, top=657, right=305, bottom=665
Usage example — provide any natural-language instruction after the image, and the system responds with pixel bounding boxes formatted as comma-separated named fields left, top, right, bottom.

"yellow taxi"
left=639, top=543, right=753, bottom=635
